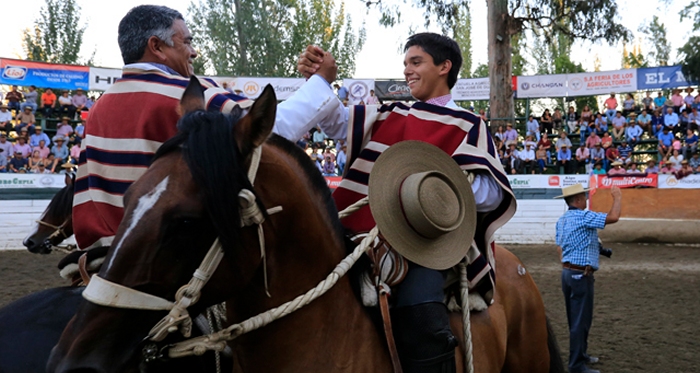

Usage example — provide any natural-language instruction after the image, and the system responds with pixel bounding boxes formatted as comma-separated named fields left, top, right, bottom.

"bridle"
left=35, top=216, right=76, bottom=253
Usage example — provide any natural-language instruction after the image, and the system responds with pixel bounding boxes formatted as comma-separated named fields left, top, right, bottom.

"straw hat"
left=368, top=141, right=477, bottom=270
left=554, top=183, right=590, bottom=199
left=611, top=161, right=623, bottom=166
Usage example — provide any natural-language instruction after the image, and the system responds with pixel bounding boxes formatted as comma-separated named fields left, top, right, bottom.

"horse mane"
left=46, top=178, right=75, bottom=221
left=154, top=110, right=250, bottom=252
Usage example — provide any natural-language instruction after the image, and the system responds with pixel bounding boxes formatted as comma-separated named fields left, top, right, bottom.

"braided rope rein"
left=459, top=262, right=474, bottom=373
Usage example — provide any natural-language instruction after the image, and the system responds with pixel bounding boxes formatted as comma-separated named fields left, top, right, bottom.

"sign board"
left=218, top=77, right=306, bottom=100
left=566, top=69, right=637, bottom=97
left=374, top=80, right=413, bottom=101
left=515, top=74, right=568, bottom=98
left=637, top=65, right=697, bottom=91
left=594, top=174, right=657, bottom=189
left=0, top=58, right=89, bottom=90
left=0, top=174, right=66, bottom=189
left=452, top=77, right=490, bottom=101
left=88, top=67, right=122, bottom=91
left=343, top=79, right=375, bottom=105
left=658, top=174, right=700, bottom=189
left=506, top=175, right=589, bottom=189
left=325, top=176, right=342, bottom=190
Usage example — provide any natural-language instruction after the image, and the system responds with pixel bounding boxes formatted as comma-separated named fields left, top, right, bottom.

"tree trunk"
left=486, top=0, right=514, bottom=131
left=233, top=0, right=248, bottom=73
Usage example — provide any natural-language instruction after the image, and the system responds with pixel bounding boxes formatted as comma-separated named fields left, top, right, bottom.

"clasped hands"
left=297, top=45, right=338, bottom=84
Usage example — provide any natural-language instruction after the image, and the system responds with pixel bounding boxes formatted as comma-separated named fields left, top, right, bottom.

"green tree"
left=680, top=1, right=700, bottom=82
left=472, top=63, right=489, bottom=78
left=21, top=0, right=86, bottom=64
left=452, top=5, right=472, bottom=78
left=189, top=0, right=365, bottom=78
left=639, top=16, right=670, bottom=66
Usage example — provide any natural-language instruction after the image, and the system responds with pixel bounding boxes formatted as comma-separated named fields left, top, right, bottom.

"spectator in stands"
left=608, top=161, right=626, bottom=175
left=85, top=96, right=95, bottom=110
left=565, top=106, right=579, bottom=134
left=494, top=125, right=505, bottom=142
left=56, top=117, right=74, bottom=138
left=683, top=129, right=698, bottom=159
left=33, top=161, right=51, bottom=174
left=677, top=160, right=694, bottom=178
left=311, top=152, right=323, bottom=173
left=622, top=93, right=635, bottom=117
left=537, top=132, right=553, bottom=160
left=0, top=105, right=13, bottom=132
left=312, top=127, right=327, bottom=149
left=625, top=119, right=643, bottom=148
left=556, top=131, right=572, bottom=151
left=69, top=143, right=81, bottom=165
left=518, top=142, right=537, bottom=174
left=41, top=88, right=57, bottom=118
left=593, top=113, right=607, bottom=136
left=642, top=91, right=654, bottom=112
left=659, top=160, right=674, bottom=174
left=618, top=140, right=633, bottom=165
left=57, top=91, right=75, bottom=119
left=9, top=151, right=28, bottom=173
left=51, top=135, right=69, bottom=167
left=553, top=107, right=563, bottom=131
left=477, top=108, right=488, bottom=123
left=671, top=89, right=683, bottom=113
left=689, top=107, right=700, bottom=131
left=34, top=139, right=50, bottom=159
left=654, top=92, right=667, bottom=112
left=680, top=110, right=691, bottom=134
left=575, top=144, right=590, bottom=174
left=585, top=131, right=601, bottom=149
left=28, top=149, right=43, bottom=171
left=221, top=82, right=233, bottom=94
left=689, top=152, right=700, bottom=172
left=658, top=126, right=674, bottom=160
left=15, top=106, right=36, bottom=132
left=45, top=153, right=58, bottom=173
left=541, top=109, right=553, bottom=135
left=29, top=126, right=51, bottom=148
left=5, top=86, right=23, bottom=112
left=605, top=145, right=619, bottom=171
left=366, top=90, right=380, bottom=105
left=650, top=109, right=665, bottom=137
left=0, top=148, right=5, bottom=172
left=73, top=119, right=85, bottom=146
left=611, top=112, right=626, bottom=140
left=590, top=143, right=605, bottom=169
left=557, top=144, right=573, bottom=174
left=337, top=143, right=347, bottom=175
left=536, top=144, right=548, bottom=173
left=637, top=109, right=651, bottom=135
left=13, top=136, right=31, bottom=158
left=503, top=123, right=518, bottom=143
left=321, top=154, right=336, bottom=176
left=72, top=88, right=88, bottom=117
left=523, top=134, right=536, bottom=149
left=503, top=141, right=518, bottom=174
left=668, top=149, right=684, bottom=170
left=334, top=84, right=348, bottom=101
left=20, top=85, right=38, bottom=113
left=645, top=159, right=659, bottom=174
left=0, top=133, right=12, bottom=160
left=627, top=163, right=642, bottom=174
left=579, top=105, right=593, bottom=143
left=601, top=131, right=613, bottom=150
left=604, top=93, right=618, bottom=122
left=592, top=161, right=605, bottom=175
left=526, top=115, right=540, bottom=141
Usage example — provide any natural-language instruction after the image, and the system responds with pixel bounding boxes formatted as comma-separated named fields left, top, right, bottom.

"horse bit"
left=35, top=217, right=76, bottom=253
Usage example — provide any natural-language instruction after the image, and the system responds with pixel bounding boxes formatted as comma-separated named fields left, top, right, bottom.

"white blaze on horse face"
left=107, top=176, right=170, bottom=270
left=24, top=210, right=46, bottom=243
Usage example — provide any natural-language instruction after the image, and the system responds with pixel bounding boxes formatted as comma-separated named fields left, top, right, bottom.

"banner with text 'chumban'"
left=0, top=58, right=89, bottom=90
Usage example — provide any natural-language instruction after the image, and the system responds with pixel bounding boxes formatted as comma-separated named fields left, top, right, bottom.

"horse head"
left=24, top=172, right=75, bottom=254
left=49, top=77, right=351, bottom=373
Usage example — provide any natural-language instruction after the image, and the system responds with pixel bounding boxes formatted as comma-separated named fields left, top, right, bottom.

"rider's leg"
left=392, top=263, right=457, bottom=373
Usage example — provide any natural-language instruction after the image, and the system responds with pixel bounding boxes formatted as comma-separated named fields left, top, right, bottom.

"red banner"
left=325, top=176, right=342, bottom=190
left=595, top=174, right=658, bottom=189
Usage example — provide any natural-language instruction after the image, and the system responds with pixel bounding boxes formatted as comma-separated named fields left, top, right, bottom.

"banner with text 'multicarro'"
left=594, top=174, right=658, bottom=189
left=0, top=58, right=89, bottom=90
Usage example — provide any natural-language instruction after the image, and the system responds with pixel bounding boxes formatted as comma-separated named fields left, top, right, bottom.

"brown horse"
left=49, top=79, right=562, bottom=373
left=23, top=173, right=75, bottom=254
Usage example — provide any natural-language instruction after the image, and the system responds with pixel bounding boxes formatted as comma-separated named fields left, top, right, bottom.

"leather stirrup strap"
left=78, top=253, right=91, bottom=286
left=378, top=285, right=403, bottom=373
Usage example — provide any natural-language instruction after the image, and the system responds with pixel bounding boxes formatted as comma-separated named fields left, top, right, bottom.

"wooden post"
left=486, top=0, right=514, bottom=130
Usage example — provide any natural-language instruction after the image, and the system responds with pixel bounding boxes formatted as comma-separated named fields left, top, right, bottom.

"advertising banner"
left=658, top=174, right=700, bottom=189
left=515, top=74, right=568, bottom=98
left=0, top=174, right=66, bottom=189
left=452, top=77, right=490, bottom=101
left=325, top=176, right=342, bottom=190
left=567, top=69, right=637, bottom=97
left=0, top=58, right=89, bottom=90
left=220, top=77, right=306, bottom=100
left=343, top=79, right=375, bottom=105
left=88, top=67, right=122, bottom=91
left=374, top=80, right=412, bottom=101
left=637, top=65, right=697, bottom=91
left=595, top=174, right=657, bottom=189
left=506, top=175, right=589, bottom=189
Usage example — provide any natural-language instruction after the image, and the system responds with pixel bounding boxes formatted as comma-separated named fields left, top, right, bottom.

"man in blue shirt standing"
left=555, top=184, right=622, bottom=373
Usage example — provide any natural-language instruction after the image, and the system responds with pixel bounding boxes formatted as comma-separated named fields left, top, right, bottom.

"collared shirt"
left=637, top=113, right=651, bottom=124
left=690, top=157, right=700, bottom=169
left=519, top=148, right=535, bottom=161
left=590, top=147, right=605, bottom=160
left=42, top=92, right=57, bottom=106
left=646, top=165, right=659, bottom=173
left=72, top=94, right=88, bottom=107
left=556, top=137, right=572, bottom=150
left=557, top=148, right=571, bottom=161
left=24, top=90, right=38, bottom=104
left=612, top=116, right=626, bottom=128
left=658, top=131, right=674, bottom=147
left=503, top=129, right=518, bottom=142
left=618, top=145, right=633, bottom=158
left=604, top=97, right=617, bottom=110
left=576, top=147, right=589, bottom=160
left=526, top=119, right=539, bottom=134
left=654, top=97, right=667, bottom=108
left=556, top=207, right=607, bottom=270
left=664, top=113, right=679, bottom=126
left=625, top=125, right=642, bottom=139
left=425, top=94, right=452, bottom=107
left=30, top=132, right=51, bottom=147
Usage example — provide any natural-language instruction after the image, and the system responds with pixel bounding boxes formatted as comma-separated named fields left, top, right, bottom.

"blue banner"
left=637, top=65, right=697, bottom=90
left=0, top=58, right=89, bottom=90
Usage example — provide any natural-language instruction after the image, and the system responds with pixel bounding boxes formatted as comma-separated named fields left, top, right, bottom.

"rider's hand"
left=315, top=52, right=338, bottom=85
left=297, top=45, right=326, bottom=79
left=610, top=186, right=622, bottom=200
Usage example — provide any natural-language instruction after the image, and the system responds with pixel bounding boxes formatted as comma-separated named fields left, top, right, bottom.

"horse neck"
left=229, top=150, right=392, bottom=372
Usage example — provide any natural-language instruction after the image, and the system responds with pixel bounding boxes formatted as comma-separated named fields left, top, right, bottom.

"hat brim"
left=553, top=188, right=591, bottom=199
left=368, top=141, right=477, bottom=270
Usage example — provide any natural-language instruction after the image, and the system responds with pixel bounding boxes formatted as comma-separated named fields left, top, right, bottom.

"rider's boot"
left=392, top=302, right=458, bottom=373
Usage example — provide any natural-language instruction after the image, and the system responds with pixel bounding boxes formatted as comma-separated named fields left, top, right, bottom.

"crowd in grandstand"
left=0, top=85, right=88, bottom=173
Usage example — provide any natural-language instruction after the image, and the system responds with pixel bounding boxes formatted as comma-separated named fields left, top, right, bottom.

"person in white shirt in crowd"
left=518, top=142, right=537, bottom=174
left=365, top=89, right=380, bottom=104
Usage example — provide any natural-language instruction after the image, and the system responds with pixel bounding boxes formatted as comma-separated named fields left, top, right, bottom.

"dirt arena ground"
left=1, top=243, right=698, bottom=372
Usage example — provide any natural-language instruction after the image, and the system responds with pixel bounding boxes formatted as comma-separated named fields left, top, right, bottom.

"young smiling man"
left=297, top=33, right=515, bottom=372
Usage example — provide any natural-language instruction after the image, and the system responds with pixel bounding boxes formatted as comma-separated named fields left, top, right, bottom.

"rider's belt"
left=562, top=262, right=593, bottom=275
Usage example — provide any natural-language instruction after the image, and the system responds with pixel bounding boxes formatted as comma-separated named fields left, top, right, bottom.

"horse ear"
left=179, top=76, right=206, bottom=115
left=235, top=84, right=277, bottom=153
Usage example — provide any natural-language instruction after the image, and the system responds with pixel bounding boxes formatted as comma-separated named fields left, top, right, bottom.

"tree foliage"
left=189, top=0, right=366, bottom=78
left=452, top=5, right=472, bottom=78
left=638, top=16, right=670, bottom=66
left=680, top=1, right=700, bottom=82
left=21, top=0, right=86, bottom=64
